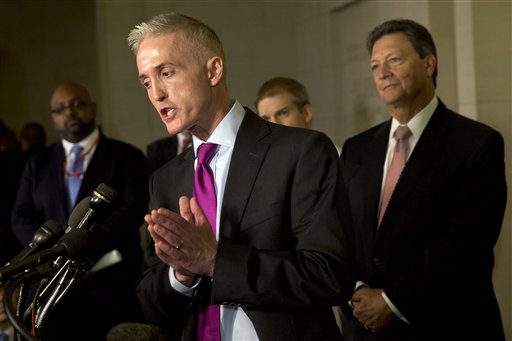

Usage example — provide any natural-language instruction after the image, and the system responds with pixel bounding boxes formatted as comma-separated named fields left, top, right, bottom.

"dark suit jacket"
left=0, top=148, right=24, bottom=265
left=11, top=133, right=149, bottom=341
left=146, top=135, right=179, bottom=174
left=340, top=100, right=506, bottom=341
left=136, top=110, right=354, bottom=341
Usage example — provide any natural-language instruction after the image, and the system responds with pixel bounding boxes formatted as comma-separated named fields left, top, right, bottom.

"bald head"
left=51, top=82, right=92, bottom=106
left=50, top=82, right=97, bottom=143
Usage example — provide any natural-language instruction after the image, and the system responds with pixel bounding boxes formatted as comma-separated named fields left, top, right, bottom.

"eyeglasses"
left=50, top=100, right=90, bottom=115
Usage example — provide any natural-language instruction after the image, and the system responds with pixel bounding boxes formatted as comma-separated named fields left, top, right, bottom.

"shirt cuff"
left=348, top=281, right=369, bottom=307
left=381, top=291, right=410, bottom=324
left=168, top=267, right=201, bottom=297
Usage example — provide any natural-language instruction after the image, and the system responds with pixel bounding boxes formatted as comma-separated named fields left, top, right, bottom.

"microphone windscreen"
left=94, top=183, right=117, bottom=203
left=32, top=220, right=64, bottom=245
left=41, top=220, right=63, bottom=238
left=59, top=228, right=92, bottom=259
left=68, top=196, right=91, bottom=229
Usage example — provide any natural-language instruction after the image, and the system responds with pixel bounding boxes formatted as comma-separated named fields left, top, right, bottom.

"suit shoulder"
left=343, top=121, right=388, bottom=149
left=28, top=142, right=61, bottom=163
left=146, top=136, right=177, bottom=150
left=101, top=136, right=146, bottom=156
left=447, top=109, right=501, bottom=138
left=269, top=120, right=329, bottom=140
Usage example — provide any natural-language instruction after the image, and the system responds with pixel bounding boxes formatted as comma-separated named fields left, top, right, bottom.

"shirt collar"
left=62, top=127, right=100, bottom=156
left=192, top=100, right=245, bottom=156
left=389, top=96, right=438, bottom=139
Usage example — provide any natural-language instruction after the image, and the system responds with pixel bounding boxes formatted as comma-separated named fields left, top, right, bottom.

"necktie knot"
left=197, top=143, right=218, bottom=165
left=71, top=144, right=83, bottom=155
left=70, top=144, right=84, bottom=167
left=394, top=125, right=411, bottom=141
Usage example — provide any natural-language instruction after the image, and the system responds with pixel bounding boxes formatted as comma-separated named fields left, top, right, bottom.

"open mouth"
left=160, top=107, right=176, bottom=120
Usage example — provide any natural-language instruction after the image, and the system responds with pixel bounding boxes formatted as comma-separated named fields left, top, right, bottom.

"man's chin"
left=166, top=125, right=183, bottom=136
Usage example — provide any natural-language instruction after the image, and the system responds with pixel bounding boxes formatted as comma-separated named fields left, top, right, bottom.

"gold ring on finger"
left=175, top=239, right=184, bottom=250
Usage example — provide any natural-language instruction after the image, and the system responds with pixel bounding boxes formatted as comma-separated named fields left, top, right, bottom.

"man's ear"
left=90, top=101, right=98, bottom=119
left=207, top=56, right=224, bottom=87
left=425, top=54, right=436, bottom=77
left=302, top=104, right=314, bottom=129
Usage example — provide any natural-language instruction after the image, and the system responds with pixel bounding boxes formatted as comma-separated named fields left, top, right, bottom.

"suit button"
left=372, top=258, right=381, bottom=266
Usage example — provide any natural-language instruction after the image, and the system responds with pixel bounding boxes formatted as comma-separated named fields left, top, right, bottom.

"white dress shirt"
left=61, top=127, right=100, bottom=175
left=377, top=95, right=438, bottom=323
left=169, top=100, right=259, bottom=340
left=62, top=127, right=122, bottom=271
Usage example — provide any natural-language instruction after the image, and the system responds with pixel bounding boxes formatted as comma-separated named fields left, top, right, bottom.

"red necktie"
left=194, top=143, right=220, bottom=341
left=378, top=126, right=412, bottom=227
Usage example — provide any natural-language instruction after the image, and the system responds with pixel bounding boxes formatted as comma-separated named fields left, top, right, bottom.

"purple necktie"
left=378, top=126, right=412, bottom=227
left=194, top=143, right=220, bottom=341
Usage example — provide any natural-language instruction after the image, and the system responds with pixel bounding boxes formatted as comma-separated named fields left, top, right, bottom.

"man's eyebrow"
left=276, top=106, right=289, bottom=114
left=138, top=62, right=177, bottom=81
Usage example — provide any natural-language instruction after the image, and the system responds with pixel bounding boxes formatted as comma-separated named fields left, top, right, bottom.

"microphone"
left=0, top=228, right=91, bottom=283
left=6, top=220, right=64, bottom=266
left=74, top=183, right=117, bottom=230
left=65, top=196, right=92, bottom=233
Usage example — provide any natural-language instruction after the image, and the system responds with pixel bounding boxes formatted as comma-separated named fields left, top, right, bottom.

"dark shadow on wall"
left=0, top=1, right=100, bottom=141
left=0, top=47, right=28, bottom=133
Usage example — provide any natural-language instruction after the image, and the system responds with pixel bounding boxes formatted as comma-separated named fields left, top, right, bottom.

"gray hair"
left=127, top=12, right=226, bottom=70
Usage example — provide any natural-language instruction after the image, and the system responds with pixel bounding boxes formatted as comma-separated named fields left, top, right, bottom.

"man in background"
left=340, top=19, right=506, bottom=340
left=255, top=77, right=313, bottom=129
left=19, top=122, right=46, bottom=160
left=0, top=120, right=23, bottom=266
left=0, top=286, right=15, bottom=341
left=0, top=121, right=22, bottom=341
left=255, top=76, right=341, bottom=154
left=11, top=82, right=149, bottom=340
left=146, top=130, right=192, bottom=174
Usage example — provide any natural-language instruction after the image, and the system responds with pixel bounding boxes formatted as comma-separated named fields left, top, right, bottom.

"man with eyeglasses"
left=11, top=82, right=149, bottom=340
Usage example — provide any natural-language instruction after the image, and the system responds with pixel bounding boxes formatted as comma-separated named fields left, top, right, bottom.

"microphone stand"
left=4, top=275, right=35, bottom=341
left=33, top=258, right=91, bottom=336
left=3, top=260, right=63, bottom=341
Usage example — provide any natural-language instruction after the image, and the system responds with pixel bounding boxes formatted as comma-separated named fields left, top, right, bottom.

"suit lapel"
left=355, top=123, right=390, bottom=236
left=80, top=135, right=107, bottom=199
left=51, top=143, right=71, bottom=220
left=220, top=110, right=270, bottom=242
left=377, top=102, right=449, bottom=235
left=174, top=148, right=194, bottom=200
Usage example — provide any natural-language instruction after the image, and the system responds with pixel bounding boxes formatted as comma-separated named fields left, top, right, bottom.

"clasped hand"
left=145, top=196, right=218, bottom=286
left=351, top=286, right=396, bottom=332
